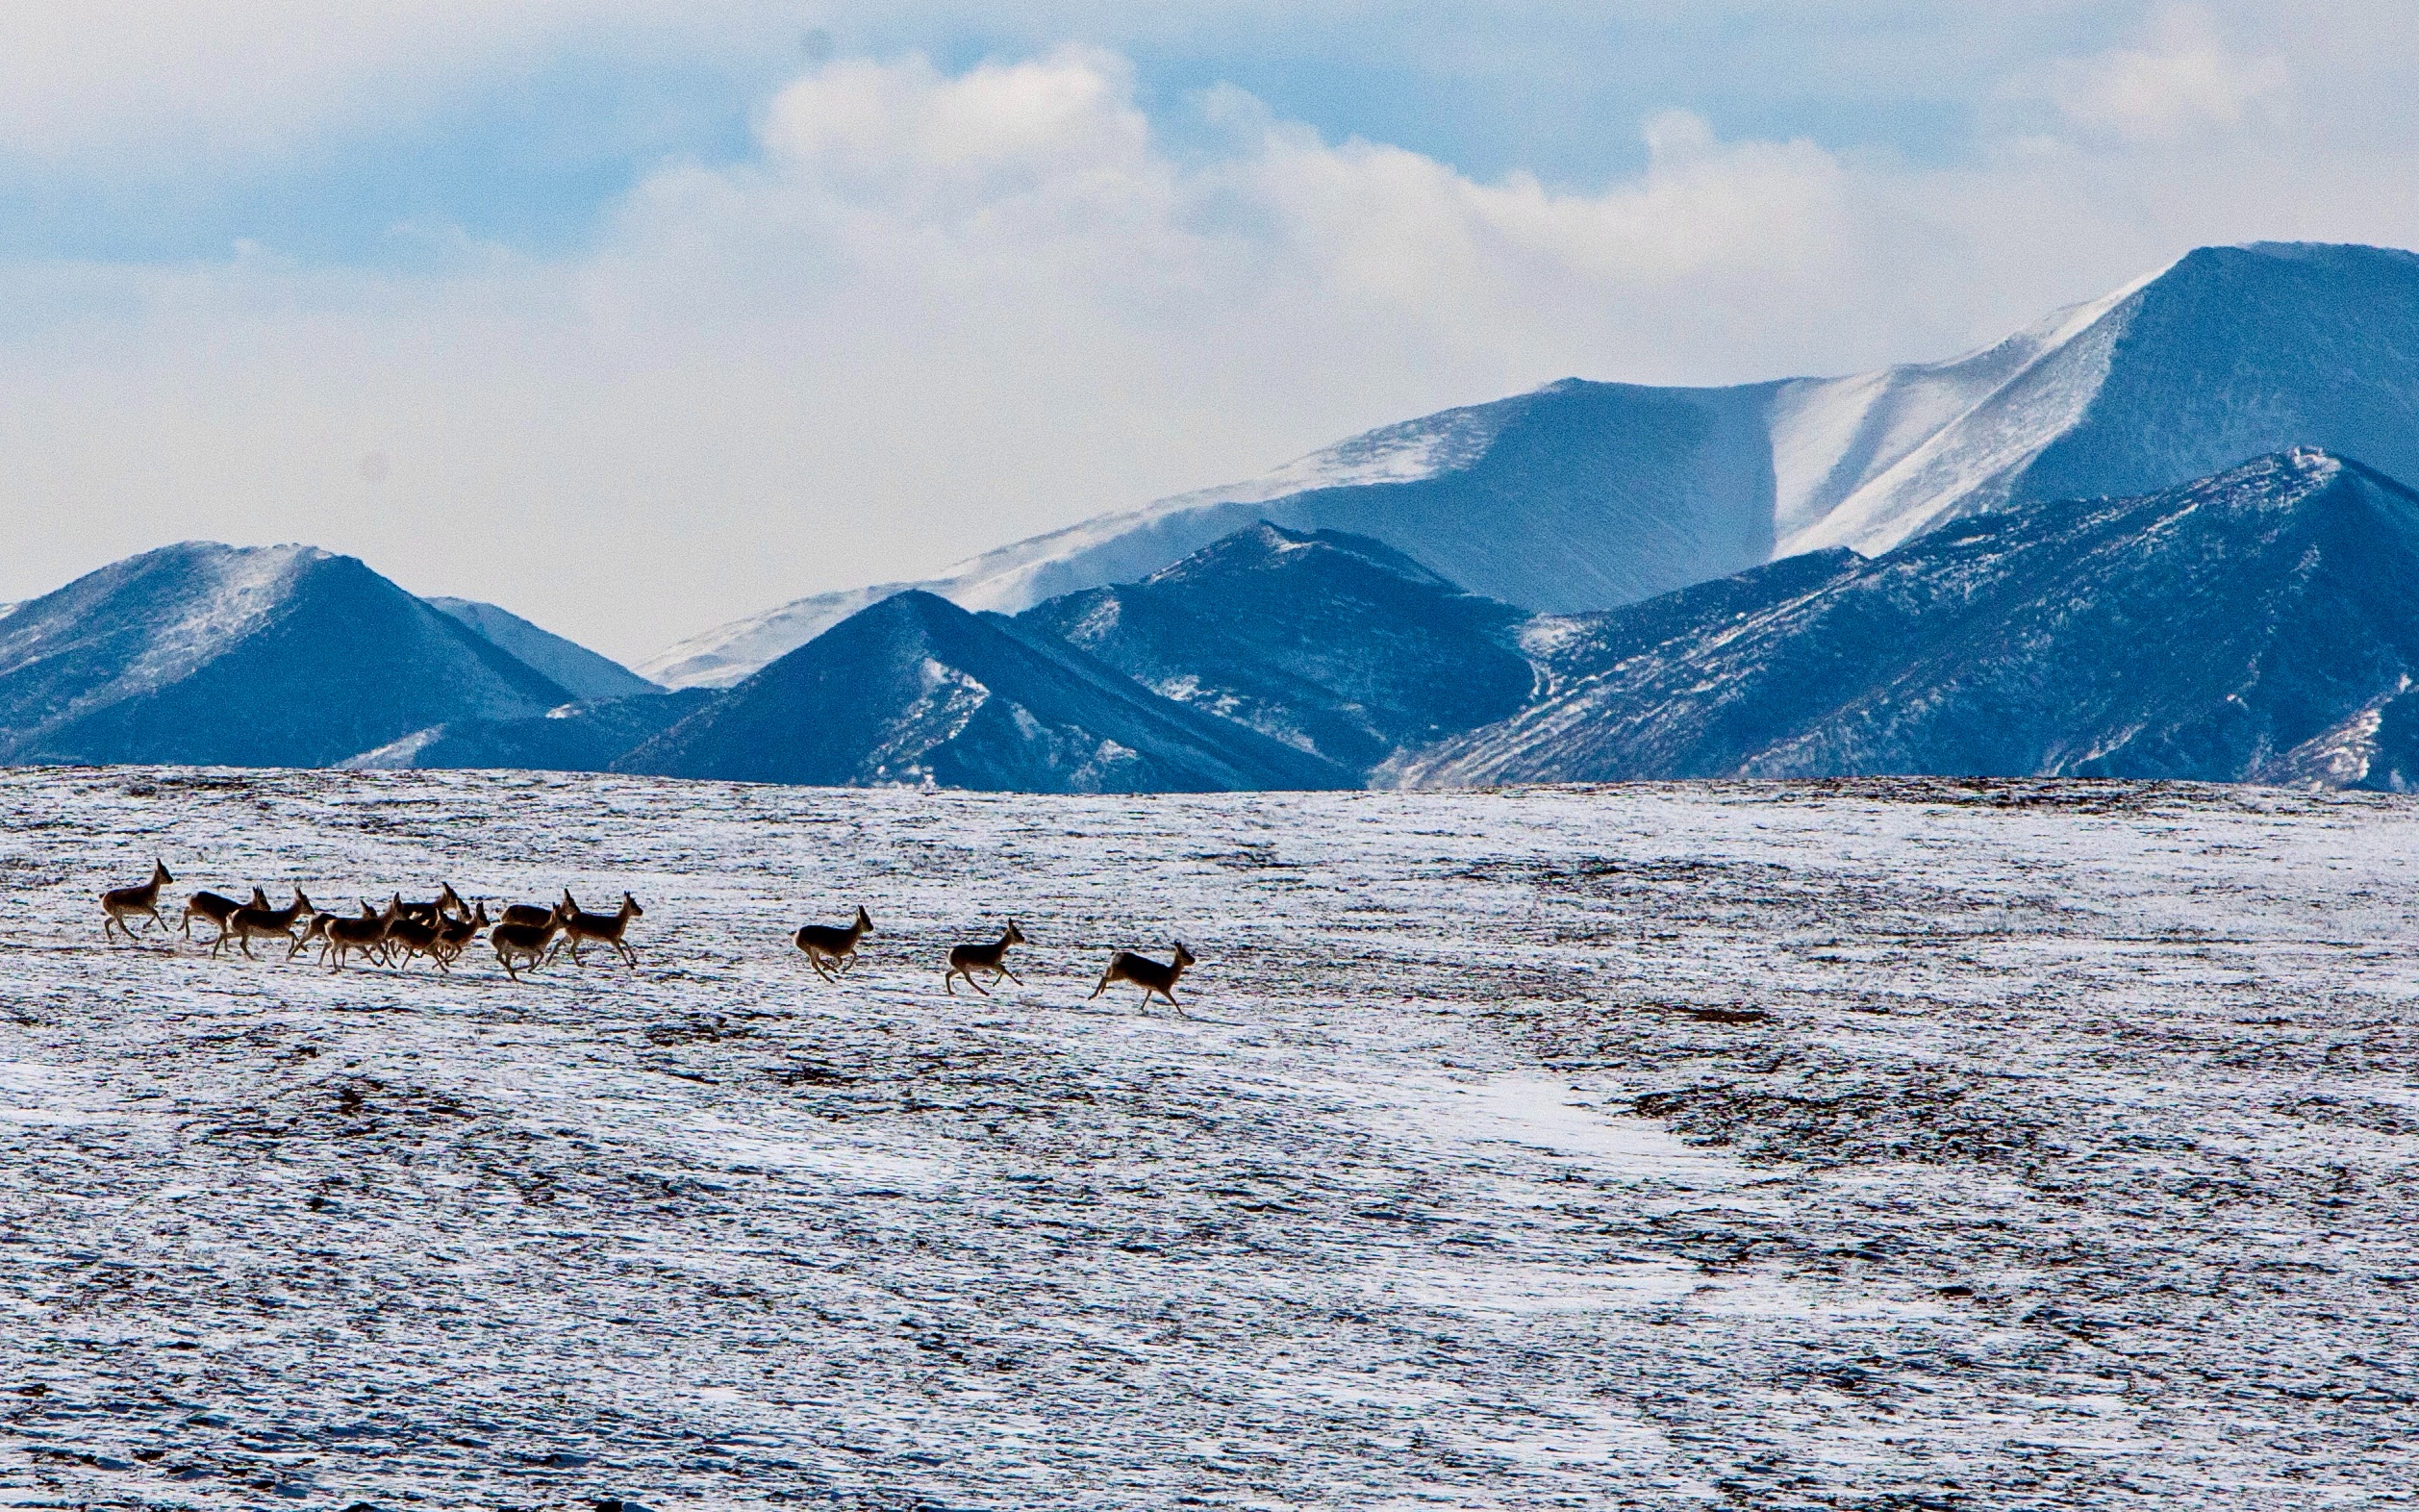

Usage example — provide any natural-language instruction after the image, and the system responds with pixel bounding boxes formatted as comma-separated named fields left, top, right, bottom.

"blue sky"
left=0, top=1, right=2412, bottom=659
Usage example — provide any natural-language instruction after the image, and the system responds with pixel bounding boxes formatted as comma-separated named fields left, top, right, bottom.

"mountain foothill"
left=10, top=240, right=2419, bottom=793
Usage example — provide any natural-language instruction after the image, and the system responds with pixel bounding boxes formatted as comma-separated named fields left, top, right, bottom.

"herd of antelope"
left=100, top=861, right=1199, bottom=1008
left=101, top=861, right=642, bottom=979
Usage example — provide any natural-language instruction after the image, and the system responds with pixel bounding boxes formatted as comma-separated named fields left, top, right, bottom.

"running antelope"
left=321, top=900, right=392, bottom=971
left=498, top=899, right=555, bottom=929
left=492, top=902, right=567, bottom=981
left=214, top=890, right=313, bottom=960
left=430, top=901, right=490, bottom=969
left=794, top=906, right=873, bottom=982
left=289, top=899, right=339, bottom=960
left=184, top=886, right=266, bottom=943
left=1091, top=941, right=1197, bottom=1013
left=944, top=921, right=1026, bottom=996
left=552, top=891, right=643, bottom=968
left=397, top=883, right=468, bottom=924
left=100, top=860, right=172, bottom=941
left=382, top=895, right=444, bottom=970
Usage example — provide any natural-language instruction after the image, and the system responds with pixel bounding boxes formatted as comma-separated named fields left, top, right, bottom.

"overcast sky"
left=2, top=1, right=2414, bottom=662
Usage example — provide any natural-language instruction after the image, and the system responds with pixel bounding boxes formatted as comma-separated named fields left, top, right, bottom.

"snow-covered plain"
left=2, top=769, right=2413, bottom=1508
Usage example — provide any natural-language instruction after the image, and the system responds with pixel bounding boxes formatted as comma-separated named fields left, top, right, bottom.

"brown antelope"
left=430, top=901, right=490, bottom=969
left=492, top=902, right=567, bottom=981
left=551, top=891, right=643, bottom=968
left=100, top=860, right=172, bottom=941
left=321, top=900, right=392, bottom=971
left=944, top=921, right=1026, bottom=996
left=381, top=895, right=444, bottom=970
left=397, top=883, right=467, bottom=924
left=1090, top=941, right=1197, bottom=1013
left=183, top=886, right=265, bottom=942
left=289, top=901, right=339, bottom=960
left=794, top=906, right=873, bottom=982
left=498, top=899, right=555, bottom=929
left=214, top=891, right=313, bottom=961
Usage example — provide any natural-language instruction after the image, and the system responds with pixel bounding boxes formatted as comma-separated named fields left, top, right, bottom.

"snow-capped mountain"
left=0, top=543, right=576, bottom=768
left=646, top=241, right=2419, bottom=689
left=424, top=597, right=660, bottom=701
left=618, top=590, right=1350, bottom=793
left=1393, top=451, right=2419, bottom=789
left=1019, top=522, right=1534, bottom=774
left=640, top=380, right=1776, bottom=688
left=1775, top=241, right=2419, bottom=556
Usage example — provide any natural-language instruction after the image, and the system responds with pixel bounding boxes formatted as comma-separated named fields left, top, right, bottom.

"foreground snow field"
left=2, top=769, right=2413, bottom=1509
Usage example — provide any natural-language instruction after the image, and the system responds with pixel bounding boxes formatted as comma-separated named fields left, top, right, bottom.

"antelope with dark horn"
left=1090, top=940, right=1197, bottom=1014
left=944, top=920, right=1026, bottom=996
left=100, top=860, right=172, bottom=942
left=794, top=906, right=873, bottom=982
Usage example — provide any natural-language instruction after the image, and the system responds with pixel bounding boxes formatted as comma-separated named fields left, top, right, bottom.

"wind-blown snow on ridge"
left=1764, top=260, right=2172, bottom=547
left=636, top=401, right=1525, bottom=690
left=645, top=241, right=2419, bottom=690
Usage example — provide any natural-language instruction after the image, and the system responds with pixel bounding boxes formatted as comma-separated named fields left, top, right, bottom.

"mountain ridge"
left=0, top=542, right=577, bottom=768
left=426, top=597, right=661, bottom=702
left=1018, top=522, right=1535, bottom=774
left=1391, top=449, right=2419, bottom=790
left=620, top=589, right=1352, bottom=794
left=645, top=240, right=2419, bottom=690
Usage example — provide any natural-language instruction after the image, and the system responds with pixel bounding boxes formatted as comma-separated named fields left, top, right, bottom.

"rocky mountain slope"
left=619, top=590, right=1350, bottom=793
left=646, top=241, right=2419, bottom=688
left=1019, top=523, right=1534, bottom=773
left=1395, top=450, right=2419, bottom=788
left=0, top=543, right=575, bottom=768
left=425, top=596, right=659, bottom=701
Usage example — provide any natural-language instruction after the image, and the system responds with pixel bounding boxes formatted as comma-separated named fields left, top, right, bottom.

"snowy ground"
left=1, top=769, right=2413, bottom=1510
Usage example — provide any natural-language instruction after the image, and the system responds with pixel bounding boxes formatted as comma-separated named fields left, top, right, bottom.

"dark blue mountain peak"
left=619, top=587, right=1347, bottom=793
left=1398, top=451, right=2419, bottom=791
left=1142, top=520, right=1457, bottom=592
left=0, top=541, right=574, bottom=767
left=1022, top=521, right=1535, bottom=774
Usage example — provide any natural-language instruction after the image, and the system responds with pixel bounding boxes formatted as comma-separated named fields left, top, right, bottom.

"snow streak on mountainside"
left=637, top=582, right=920, bottom=693
left=0, top=544, right=575, bottom=768
left=647, top=241, right=2419, bottom=689
left=1781, top=243, right=2419, bottom=555
left=643, top=381, right=1780, bottom=687
left=1395, top=451, right=2419, bottom=788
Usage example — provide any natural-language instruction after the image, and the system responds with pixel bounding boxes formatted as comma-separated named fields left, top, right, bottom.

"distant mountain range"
left=616, top=590, right=1349, bottom=794
left=11, top=240, right=2419, bottom=794
left=1394, top=451, right=2419, bottom=790
left=642, top=241, right=2419, bottom=690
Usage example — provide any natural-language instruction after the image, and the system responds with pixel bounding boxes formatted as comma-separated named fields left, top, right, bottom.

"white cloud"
left=2032, top=4, right=2287, bottom=145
